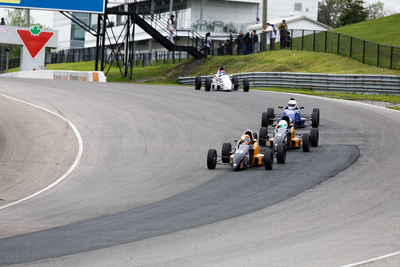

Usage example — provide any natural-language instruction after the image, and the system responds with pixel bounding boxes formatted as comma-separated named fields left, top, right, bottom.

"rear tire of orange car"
left=303, top=133, right=310, bottom=152
left=222, top=143, right=231, bottom=164
left=276, top=143, right=286, bottom=164
left=264, top=148, right=273, bottom=170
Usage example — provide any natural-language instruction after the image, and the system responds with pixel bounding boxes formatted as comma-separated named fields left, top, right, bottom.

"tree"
left=5, top=9, right=48, bottom=29
left=339, top=0, right=368, bottom=26
left=3, top=9, right=49, bottom=58
left=318, top=0, right=346, bottom=27
left=106, top=21, right=115, bottom=28
left=366, top=0, right=395, bottom=20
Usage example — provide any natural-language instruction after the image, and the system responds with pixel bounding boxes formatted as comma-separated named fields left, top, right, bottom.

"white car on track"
left=194, top=67, right=249, bottom=92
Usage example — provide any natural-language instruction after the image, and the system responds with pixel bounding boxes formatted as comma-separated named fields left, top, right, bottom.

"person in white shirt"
left=204, top=32, right=211, bottom=55
left=167, top=15, right=175, bottom=44
left=262, top=23, right=276, bottom=50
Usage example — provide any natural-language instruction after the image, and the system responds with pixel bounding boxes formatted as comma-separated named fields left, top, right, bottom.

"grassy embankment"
left=330, top=13, right=400, bottom=47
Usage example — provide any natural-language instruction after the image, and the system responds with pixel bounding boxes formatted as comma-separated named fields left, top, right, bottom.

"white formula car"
left=194, top=68, right=249, bottom=92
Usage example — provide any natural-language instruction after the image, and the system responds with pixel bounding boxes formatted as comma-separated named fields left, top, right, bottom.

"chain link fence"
left=210, top=30, right=400, bottom=71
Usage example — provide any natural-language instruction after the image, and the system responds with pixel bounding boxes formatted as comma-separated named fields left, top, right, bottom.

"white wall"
left=188, top=0, right=259, bottom=24
left=267, top=0, right=318, bottom=22
left=288, top=19, right=328, bottom=31
left=53, top=12, right=71, bottom=50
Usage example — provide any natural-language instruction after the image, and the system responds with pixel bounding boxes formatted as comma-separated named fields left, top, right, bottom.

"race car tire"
left=312, top=112, right=319, bottom=128
left=303, top=133, right=311, bottom=152
left=207, top=149, right=217, bottom=169
left=264, top=148, right=273, bottom=170
left=243, top=78, right=250, bottom=92
left=232, top=76, right=239, bottom=90
left=313, top=108, right=320, bottom=125
left=195, top=76, right=202, bottom=90
left=259, top=126, right=268, bottom=146
left=253, top=132, right=258, bottom=140
left=261, top=112, right=269, bottom=128
left=205, top=78, right=211, bottom=91
left=276, top=143, right=286, bottom=164
left=221, top=143, right=231, bottom=164
left=267, top=108, right=275, bottom=125
left=311, top=127, right=319, bottom=147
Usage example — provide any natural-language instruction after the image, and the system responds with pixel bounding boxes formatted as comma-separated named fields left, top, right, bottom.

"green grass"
left=329, top=13, right=400, bottom=47
left=177, top=50, right=400, bottom=76
left=287, top=14, right=400, bottom=70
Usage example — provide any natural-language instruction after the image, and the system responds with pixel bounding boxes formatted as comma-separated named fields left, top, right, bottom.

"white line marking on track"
left=340, top=251, right=400, bottom=267
left=0, top=94, right=83, bottom=210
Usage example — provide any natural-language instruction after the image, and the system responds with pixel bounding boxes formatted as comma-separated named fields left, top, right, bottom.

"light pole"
left=5, top=46, right=11, bottom=73
left=262, top=0, right=267, bottom=50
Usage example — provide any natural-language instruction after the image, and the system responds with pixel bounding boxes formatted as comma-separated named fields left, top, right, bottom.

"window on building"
left=294, top=3, right=302, bottom=11
left=71, top=24, right=85, bottom=41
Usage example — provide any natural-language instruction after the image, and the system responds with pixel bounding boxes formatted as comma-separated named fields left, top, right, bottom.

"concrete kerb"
left=0, top=70, right=107, bottom=82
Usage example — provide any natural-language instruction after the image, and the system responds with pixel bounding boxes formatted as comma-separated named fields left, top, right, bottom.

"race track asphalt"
left=0, top=78, right=399, bottom=266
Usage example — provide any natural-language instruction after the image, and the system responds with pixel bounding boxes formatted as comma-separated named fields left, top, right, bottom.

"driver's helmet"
left=219, top=70, right=225, bottom=76
left=240, top=134, right=250, bottom=145
left=288, top=99, right=297, bottom=110
left=278, top=120, right=288, bottom=128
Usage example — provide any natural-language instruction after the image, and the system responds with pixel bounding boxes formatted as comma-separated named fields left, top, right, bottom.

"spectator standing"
left=256, top=17, right=260, bottom=24
left=204, top=32, right=211, bottom=56
left=262, top=23, right=276, bottom=51
left=286, top=31, right=291, bottom=49
left=217, top=42, right=224, bottom=55
left=278, top=20, right=288, bottom=49
left=224, top=39, right=231, bottom=55
left=235, top=31, right=244, bottom=55
left=243, top=32, right=251, bottom=55
left=167, top=15, right=175, bottom=44
left=252, top=30, right=259, bottom=53
left=0, top=18, right=5, bottom=25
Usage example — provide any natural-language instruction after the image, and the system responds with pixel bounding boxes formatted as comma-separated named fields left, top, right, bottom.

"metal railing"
left=134, top=0, right=204, bottom=50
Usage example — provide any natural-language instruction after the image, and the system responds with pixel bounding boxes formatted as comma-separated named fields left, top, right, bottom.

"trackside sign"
left=0, top=0, right=105, bottom=13
left=0, top=25, right=58, bottom=71
left=17, top=27, right=54, bottom=59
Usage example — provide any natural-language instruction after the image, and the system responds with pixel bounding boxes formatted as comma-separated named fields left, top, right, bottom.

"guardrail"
left=179, top=72, right=400, bottom=95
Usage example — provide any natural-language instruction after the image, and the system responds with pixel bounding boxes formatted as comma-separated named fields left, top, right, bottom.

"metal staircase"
left=109, top=0, right=205, bottom=60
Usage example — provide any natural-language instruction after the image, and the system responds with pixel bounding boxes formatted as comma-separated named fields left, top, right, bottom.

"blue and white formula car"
left=261, top=98, right=320, bottom=128
left=195, top=67, right=249, bottom=92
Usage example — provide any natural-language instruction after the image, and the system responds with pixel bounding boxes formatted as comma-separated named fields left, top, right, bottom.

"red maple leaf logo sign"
left=17, top=27, right=54, bottom=59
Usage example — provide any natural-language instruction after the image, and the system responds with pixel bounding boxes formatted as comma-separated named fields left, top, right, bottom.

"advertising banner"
left=0, top=0, right=105, bottom=13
